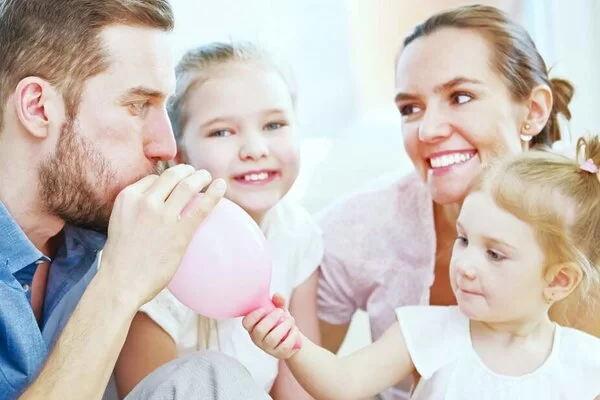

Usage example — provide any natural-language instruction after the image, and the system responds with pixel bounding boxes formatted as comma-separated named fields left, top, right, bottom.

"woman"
left=316, top=5, right=583, bottom=400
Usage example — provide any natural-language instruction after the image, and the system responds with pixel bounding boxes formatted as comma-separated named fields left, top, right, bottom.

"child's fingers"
left=277, top=326, right=302, bottom=357
left=263, top=316, right=295, bottom=349
left=251, top=308, right=285, bottom=340
left=272, top=293, right=287, bottom=309
left=242, top=308, right=268, bottom=331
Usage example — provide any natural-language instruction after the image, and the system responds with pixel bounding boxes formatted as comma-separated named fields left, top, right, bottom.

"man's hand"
left=100, top=164, right=226, bottom=307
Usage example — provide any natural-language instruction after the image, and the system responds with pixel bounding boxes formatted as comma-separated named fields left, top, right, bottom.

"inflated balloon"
left=168, top=196, right=276, bottom=319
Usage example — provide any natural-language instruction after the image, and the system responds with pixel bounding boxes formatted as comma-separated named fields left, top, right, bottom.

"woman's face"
left=395, top=27, right=529, bottom=205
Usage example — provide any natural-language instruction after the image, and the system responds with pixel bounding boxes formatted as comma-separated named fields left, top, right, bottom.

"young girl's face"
left=180, top=62, right=300, bottom=222
left=449, top=191, right=548, bottom=323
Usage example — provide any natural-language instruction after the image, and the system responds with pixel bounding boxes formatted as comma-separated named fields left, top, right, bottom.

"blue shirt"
left=0, top=201, right=105, bottom=399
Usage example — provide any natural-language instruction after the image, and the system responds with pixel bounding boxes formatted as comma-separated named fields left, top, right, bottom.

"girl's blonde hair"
left=472, top=136, right=600, bottom=331
left=167, top=42, right=296, bottom=349
left=168, top=41, right=297, bottom=148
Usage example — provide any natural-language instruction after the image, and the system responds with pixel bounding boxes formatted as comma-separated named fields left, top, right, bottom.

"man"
left=0, top=1, right=270, bottom=399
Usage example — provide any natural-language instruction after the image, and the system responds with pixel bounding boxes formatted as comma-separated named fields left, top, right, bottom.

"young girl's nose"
left=240, top=133, right=269, bottom=160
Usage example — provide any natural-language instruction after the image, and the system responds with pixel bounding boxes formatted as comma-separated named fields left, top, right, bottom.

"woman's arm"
left=244, top=307, right=414, bottom=400
left=113, top=312, right=178, bottom=399
left=270, top=271, right=320, bottom=399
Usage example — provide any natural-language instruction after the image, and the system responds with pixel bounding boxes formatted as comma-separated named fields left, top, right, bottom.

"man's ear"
left=543, top=262, right=582, bottom=304
left=14, top=77, right=62, bottom=140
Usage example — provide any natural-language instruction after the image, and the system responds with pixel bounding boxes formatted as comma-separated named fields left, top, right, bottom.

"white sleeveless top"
left=396, top=306, right=600, bottom=400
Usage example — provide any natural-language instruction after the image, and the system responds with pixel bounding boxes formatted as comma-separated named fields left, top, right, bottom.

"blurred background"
left=170, top=0, right=600, bottom=353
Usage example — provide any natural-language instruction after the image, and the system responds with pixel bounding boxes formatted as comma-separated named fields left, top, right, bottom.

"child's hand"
left=242, top=296, right=302, bottom=359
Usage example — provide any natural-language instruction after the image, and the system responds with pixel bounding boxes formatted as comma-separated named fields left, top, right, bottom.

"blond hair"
left=168, top=41, right=297, bottom=148
left=0, top=0, right=174, bottom=131
left=167, top=42, right=296, bottom=349
left=472, top=136, right=600, bottom=332
left=400, top=4, right=574, bottom=147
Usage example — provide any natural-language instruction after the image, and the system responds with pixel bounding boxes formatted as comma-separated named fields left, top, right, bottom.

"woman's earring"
left=521, top=122, right=533, bottom=142
left=520, top=134, right=533, bottom=142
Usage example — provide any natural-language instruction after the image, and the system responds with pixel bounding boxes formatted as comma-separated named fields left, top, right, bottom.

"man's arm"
left=19, top=267, right=137, bottom=399
left=20, top=166, right=225, bottom=399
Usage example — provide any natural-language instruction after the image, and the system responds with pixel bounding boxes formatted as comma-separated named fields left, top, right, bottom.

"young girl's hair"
left=471, top=136, right=600, bottom=325
left=167, top=42, right=296, bottom=349
left=168, top=41, right=297, bottom=148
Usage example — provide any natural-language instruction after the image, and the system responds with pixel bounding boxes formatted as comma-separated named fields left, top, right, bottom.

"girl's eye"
left=455, top=235, right=468, bottom=247
left=209, top=129, right=233, bottom=138
left=399, top=104, right=422, bottom=116
left=264, top=122, right=286, bottom=131
left=486, top=249, right=506, bottom=262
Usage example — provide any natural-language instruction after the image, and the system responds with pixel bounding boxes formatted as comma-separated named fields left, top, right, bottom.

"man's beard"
left=38, top=119, right=158, bottom=234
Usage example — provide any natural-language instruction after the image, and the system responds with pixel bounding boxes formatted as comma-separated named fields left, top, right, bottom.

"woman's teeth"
left=430, top=152, right=475, bottom=169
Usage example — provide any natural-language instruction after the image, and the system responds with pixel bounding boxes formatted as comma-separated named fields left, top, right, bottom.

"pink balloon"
left=168, top=196, right=275, bottom=319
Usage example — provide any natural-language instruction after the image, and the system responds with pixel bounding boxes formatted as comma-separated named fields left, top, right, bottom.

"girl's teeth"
left=430, top=152, right=475, bottom=169
left=243, top=172, right=269, bottom=181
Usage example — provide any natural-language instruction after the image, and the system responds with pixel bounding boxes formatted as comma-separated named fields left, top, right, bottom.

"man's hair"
left=0, top=0, right=174, bottom=130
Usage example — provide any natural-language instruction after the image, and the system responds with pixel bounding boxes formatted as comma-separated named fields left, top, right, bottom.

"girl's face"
left=450, top=191, right=548, bottom=324
left=181, top=62, right=300, bottom=222
left=395, top=27, right=529, bottom=205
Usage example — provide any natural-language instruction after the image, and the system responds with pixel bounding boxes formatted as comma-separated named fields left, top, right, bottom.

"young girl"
left=113, top=42, right=323, bottom=399
left=243, top=137, right=600, bottom=399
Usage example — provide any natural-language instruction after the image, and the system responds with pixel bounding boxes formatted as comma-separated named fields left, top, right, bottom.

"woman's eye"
left=451, top=93, right=473, bottom=105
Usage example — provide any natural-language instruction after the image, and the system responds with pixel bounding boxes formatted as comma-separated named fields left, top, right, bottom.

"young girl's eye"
left=486, top=249, right=505, bottom=262
left=398, top=104, right=422, bottom=116
left=209, top=129, right=233, bottom=138
left=264, top=121, right=286, bottom=131
left=455, top=234, right=468, bottom=247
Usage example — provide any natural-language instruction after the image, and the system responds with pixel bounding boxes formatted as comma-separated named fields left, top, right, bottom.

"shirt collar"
left=0, top=201, right=106, bottom=274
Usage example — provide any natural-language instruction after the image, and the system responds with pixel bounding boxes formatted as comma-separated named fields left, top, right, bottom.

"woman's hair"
left=400, top=4, right=574, bottom=148
left=472, top=135, right=600, bottom=320
left=167, top=41, right=296, bottom=349
left=168, top=41, right=297, bottom=147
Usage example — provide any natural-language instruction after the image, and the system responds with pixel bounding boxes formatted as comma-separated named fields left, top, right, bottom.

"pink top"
left=317, top=173, right=436, bottom=400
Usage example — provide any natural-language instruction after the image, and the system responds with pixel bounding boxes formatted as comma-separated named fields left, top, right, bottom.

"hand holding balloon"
left=167, top=195, right=301, bottom=349
left=243, top=293, right=303, bottom=357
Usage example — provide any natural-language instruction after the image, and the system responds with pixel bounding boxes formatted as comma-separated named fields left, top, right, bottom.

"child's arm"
left=243, top=306, right=414, bottom=400
left=270, top=271, right=320, bottom=400
left=113, top=312, right=178, bottom=398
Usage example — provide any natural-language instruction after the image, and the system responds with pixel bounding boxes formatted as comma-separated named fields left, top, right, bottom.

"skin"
left=244, top=190, right=583, bottom=399
left=115, top=62, right=318, bottom=399
left=0, top=25, right=225, bottom=399
left=319, top=26, right=554, bottom=353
